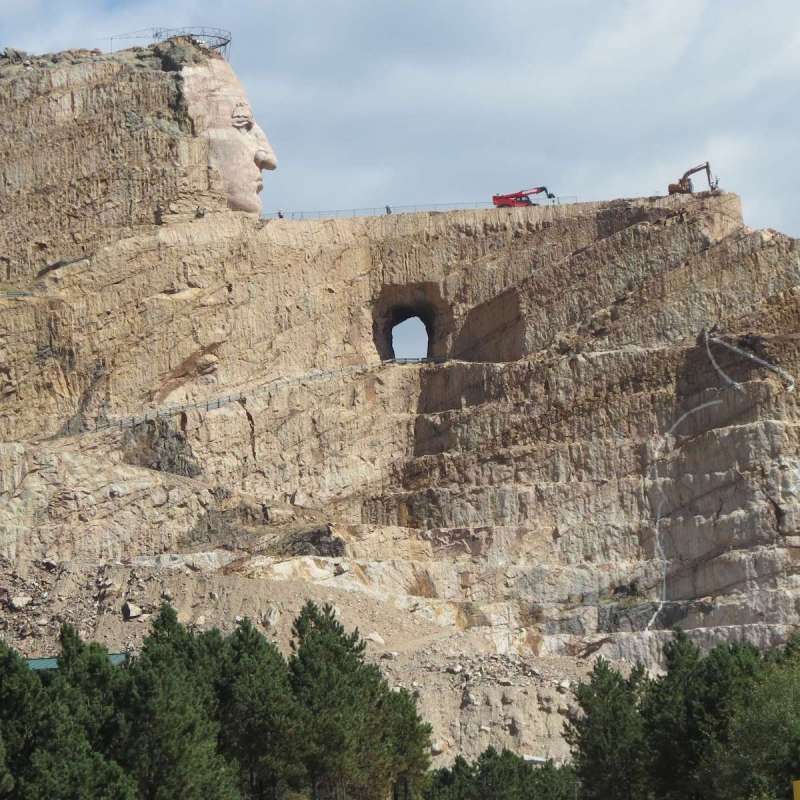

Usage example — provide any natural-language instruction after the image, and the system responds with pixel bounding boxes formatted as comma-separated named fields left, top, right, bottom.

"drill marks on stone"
left=704, top=329, right=744, bottom=395
left=705, top=330, right=796, bottom=395
left=645, top=399, right=722, bottom=632
left=645, top=331, right=797, bottom=633
left=236, top=397, right=257, bottom=463
left=49, top=358, right=433, bottom=439
left=93, top=364, right=372, bottom=434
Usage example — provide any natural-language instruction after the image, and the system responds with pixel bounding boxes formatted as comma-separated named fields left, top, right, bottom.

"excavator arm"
left=669, top=162, right=719, bottom=194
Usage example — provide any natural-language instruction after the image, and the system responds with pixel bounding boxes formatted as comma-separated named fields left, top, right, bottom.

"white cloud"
left=3, top=0, right=799, bottom=234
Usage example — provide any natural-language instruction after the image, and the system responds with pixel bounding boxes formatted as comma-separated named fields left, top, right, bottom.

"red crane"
left=492, top=186, right=556, bottom=208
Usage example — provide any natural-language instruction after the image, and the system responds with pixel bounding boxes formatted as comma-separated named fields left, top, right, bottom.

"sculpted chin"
left=182, top=57, right=278, bottom=214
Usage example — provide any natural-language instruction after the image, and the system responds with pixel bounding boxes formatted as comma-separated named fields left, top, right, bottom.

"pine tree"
left=0, top=732, right=14, bottom=797
left=383, top=687, right=432, bottom=799
left=424, top=755, right=477, bottom=800
left=14, top=700, right=137, bottom=800
left=640, top=630, right=701, bottom=799
left=422, top=749, right=575, bottom=800
left=0, top=635, right=135, bottom=799
left=691, top=639, right=764, bottom=796
left=474, top=747, right=527, bottom=799
left=115, top=612, right=241, bottom=800
left=289, top=601, right=402, bottom=799
left=53, top=624, right=128, bottom=754
left=216, top=618, right=305, bottom=799
left=0, top=641, right=48, bottom=787
left=642, top=631, right=764, bottom=800
left=711, top=657, right=800, bottom=799
left=528, top=759, right=578, bottom=800
left=564, top=657, right=649, bottom=800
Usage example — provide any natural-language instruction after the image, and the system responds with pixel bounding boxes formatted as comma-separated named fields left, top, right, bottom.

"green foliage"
left=0, top=605, right=434, bottom=800
left=0, top=641, right=48, bottom=788
left=382, top=687, right=433, bottom=798
left=52, top=624, right=128, bottom=751
left=423, top=748, right=576, bottom=800
left=711, top=656, right=800, bottom=800
left=640, top=630, right=702, bottom=799
left=7, top=611, right=800, bottom=800
left=289, top=601, right=431, bottom=799
left=564, top=630, right=800, bottom=800
left=0, top=731, right=15, bottom=797
left=0, top=637, right=136, bottom=800
left=639, top=631, right=766, bottom=800
left=425, top=755, right=476, bottom=800
left=565, top=657, right=649, bottom=800
left=115, top=614, right=241, bottom=800
left=216, top=618, right=305, bottom=798
left=14, top=700, right=137, bottom=800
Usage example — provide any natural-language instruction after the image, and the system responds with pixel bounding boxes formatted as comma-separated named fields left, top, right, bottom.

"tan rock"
left=122, top=601, right=142, bottom=620
left=9, top=596, right=32, bottom=611
left=2, top=37, right=800, bottom=767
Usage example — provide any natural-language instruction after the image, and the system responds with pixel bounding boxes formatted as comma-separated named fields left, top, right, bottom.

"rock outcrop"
left=2, top=40, right=800, bottom=763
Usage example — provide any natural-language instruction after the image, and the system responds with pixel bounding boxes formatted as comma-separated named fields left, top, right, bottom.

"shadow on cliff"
left=640, top=331, right=794, bottom=630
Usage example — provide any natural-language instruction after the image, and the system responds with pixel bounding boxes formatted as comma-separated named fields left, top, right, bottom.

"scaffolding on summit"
left=108, top=27, right=233, bottom=59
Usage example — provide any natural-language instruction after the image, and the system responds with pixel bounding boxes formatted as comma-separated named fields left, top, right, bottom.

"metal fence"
left=262, top=197, right=579, bottom=221
left=109, top=26, right=232, bottom=59
left=81, top=357, right=438, bottom=436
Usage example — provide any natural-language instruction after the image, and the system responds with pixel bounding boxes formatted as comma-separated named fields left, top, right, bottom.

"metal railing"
left=109, top=26, right=232, bottom=59
left=74, top=357, right=440, bottom=437
left=262, top=197, right=579, bottom=222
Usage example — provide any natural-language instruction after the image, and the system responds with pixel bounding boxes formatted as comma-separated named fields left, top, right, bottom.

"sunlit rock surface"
left=2, top=39, right=800, bottom=764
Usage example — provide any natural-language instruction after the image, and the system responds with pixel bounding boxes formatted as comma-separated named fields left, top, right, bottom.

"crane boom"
left=492, top=186, right=556, bottom=207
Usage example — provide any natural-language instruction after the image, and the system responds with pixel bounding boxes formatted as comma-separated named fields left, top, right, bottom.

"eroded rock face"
left=0, top=37, right=277, bottom=285
left=2, top=39, right=800, bottom=764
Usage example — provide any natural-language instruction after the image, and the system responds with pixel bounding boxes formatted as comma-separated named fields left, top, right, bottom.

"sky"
left=4, top=1, right=799, bottom=357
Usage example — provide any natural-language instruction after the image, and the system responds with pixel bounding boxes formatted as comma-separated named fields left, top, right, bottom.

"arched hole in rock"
left=392, top=316, right=429, bottom=360
left=373, top=284, right=452, bottom=361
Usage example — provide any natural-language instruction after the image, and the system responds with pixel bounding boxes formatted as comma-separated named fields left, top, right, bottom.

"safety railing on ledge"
left=262, top=197, right=579, bottom=221
left=74, top=357, right=441, bottom=437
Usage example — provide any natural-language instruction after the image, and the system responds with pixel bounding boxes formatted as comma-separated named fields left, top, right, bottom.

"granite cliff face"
left=2, top=41, right=800, bottom=763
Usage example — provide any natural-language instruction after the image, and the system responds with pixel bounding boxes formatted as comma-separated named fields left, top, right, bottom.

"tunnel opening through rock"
left=391, top=314, right=430, bottom=360
left=373, top=284, right=453, bottom=361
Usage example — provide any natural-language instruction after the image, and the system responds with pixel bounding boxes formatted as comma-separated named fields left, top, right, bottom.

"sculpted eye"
left=232, top=116, right=253, bottom=131
left=232, top=104, right=254, bottom=132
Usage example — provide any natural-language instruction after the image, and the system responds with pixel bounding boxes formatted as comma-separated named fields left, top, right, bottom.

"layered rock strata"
left=2, top=41, right=800, bottom=763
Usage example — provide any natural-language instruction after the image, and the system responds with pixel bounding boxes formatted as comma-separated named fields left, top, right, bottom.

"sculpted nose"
left=255, top=148, right=277, bottom=171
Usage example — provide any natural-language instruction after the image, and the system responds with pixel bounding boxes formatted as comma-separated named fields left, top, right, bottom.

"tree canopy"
left=3, top=611, right=800, bottom=800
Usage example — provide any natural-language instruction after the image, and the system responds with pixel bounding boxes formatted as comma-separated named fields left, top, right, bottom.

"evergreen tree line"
left=2, top=605, right=799, bottom=800
left=565, top=630, right=800, bottom=800
left=424, top=748, right=576, bottom=800
left=0, top=602, right=432, bottom=800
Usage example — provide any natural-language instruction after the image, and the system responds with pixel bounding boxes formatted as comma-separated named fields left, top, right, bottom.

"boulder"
left=122, top=601, right=142, bottom=620
left=9, top=596, right=32, bottom=611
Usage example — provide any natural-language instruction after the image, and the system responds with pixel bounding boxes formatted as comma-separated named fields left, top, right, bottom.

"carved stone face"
left=182, top=57, right=277, bottom=214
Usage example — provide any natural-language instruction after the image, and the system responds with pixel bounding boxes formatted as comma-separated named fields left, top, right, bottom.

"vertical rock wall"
left=0, top=43, right=222, bottom=285
left=2, top=39, right=800, bottom=765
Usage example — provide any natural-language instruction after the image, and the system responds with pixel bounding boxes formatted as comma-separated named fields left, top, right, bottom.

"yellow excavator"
left=668, top=161, right=719, bottom=195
